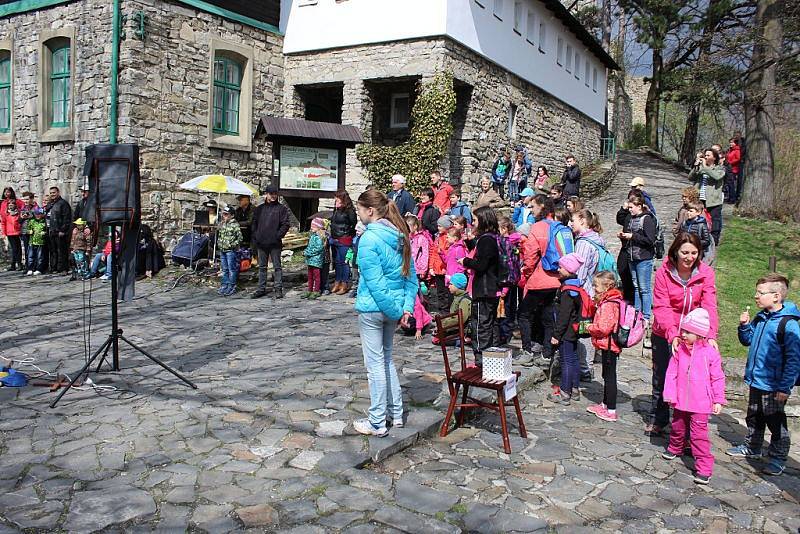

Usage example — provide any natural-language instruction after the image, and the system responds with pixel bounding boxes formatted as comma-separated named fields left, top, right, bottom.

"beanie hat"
left=558, top=252, right=584, bottom=274
left=450, top=272, right=468, bottom=290
left=516, top=223, right=532, bottom=237
left=520, top=187, right=535, bottom=198
left=681, top=308, right=710, bottom=338
left=437, top=216, right=453, bottom=229
left=310, top=217, right=326, bottom=231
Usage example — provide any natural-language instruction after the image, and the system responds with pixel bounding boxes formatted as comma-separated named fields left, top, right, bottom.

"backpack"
left=777, top=316, right=800, bottom=387
left=494, top=235, right=522, bottom=288
left=559, top=284, right=596, bottom=338
left=541, top=220, right=575, bottom=272
left=653, top=216, right=666, bottom=259
left=578, top=237, right=620, bottom=282
left=608, top=298, right=646, bottom=348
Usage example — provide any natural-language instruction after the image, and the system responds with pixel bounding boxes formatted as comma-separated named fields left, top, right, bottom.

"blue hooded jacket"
left=738, top=301, right=800, bottom=393
left=355, top=219, right=418, bottom=320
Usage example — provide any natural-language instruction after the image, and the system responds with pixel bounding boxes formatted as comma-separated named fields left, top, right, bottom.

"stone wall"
left=285, top=37, right=602, bottom=203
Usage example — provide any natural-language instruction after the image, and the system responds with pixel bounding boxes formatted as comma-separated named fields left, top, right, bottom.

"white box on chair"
left=482, top=347, right=512, bottom=381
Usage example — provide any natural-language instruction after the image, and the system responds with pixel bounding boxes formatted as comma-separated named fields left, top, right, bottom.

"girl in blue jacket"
left=353, top=189, right=419, bottom=437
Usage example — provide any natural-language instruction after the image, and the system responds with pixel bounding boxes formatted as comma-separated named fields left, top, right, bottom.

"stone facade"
left=285, top=37, right=602, bottom=202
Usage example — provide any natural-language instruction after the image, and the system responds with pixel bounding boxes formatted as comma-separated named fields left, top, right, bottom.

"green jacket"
left=441, top=289, right=472, bottom=332
left=28, top=218, right=47, bottom=246
left=217, top=219, right=243, bottom=252
left=304, top=232, right=325, bottom=269
left=689, top=163, right=725, bottom=207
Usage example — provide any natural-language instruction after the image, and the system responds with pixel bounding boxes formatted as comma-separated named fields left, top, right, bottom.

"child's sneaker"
left=353, top=418, right=388, bottom=437
left=25, top=270, right=33, bottom=276
left=547, top=392, right=570, bottom=405
left=595, top=407, right=618, bottom=422
left=693, top=473, right=710, bottom=485
left=223, top=287, right=237, bottom=296
left=725, top=444, right=761, bottom=458
left=586, top=403, right=604, bottom=415
left=762, top=459, right=785, bottom=476
left=33, top=271, right=41, bottom=276
left=661, top=450, right=677, bottom=461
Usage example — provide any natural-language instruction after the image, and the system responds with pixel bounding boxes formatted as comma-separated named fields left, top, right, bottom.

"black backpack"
left=776, top=316, right=800, bottom=388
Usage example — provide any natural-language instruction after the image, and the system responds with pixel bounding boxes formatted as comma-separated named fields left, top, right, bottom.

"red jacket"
left=726, top=145, right=741, bottom=175
left=521, top=218, right=560, bottom=294
left=651, top=258, right=719, bottom=343
left=588, top=288, right=623, bottom=353
left=0, top=199, right=23, bottom=236
left=433, top=182, right=453, bottom=214
left=429, top=233, right=449, bottom=275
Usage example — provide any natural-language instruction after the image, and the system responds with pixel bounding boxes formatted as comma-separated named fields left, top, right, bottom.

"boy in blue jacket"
left=728, top=273, right=800, bottom=476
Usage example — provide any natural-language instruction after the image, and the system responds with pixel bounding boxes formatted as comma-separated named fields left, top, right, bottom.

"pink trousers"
left=668, top=408, right=714, bottom=477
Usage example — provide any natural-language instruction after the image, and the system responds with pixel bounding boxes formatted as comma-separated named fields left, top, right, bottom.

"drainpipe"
left=110, top=0, right=121, bottom=144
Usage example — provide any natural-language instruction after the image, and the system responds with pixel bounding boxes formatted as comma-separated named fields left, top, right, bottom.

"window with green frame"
left=0, top=57, right=9, bottom=133
left=212, top=56, right=242, bottom=135
left=50, top=46, right=70, bottom=128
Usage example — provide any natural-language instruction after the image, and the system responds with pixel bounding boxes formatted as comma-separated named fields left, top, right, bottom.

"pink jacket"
left=410, top=231, right=432, bottom=279
left=652, top=258, right=719, bottom=343
left=443, top=240, right=467, bottom=284
left=663, top=340, right=727, bottom=414
left=413, top=294, right=432, bottom=333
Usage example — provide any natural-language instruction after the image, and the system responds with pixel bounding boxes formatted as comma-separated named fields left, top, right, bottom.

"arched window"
left=212, top=56, right=242, bottom=135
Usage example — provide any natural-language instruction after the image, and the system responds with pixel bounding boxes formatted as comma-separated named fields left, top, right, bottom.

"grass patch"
left=450, top=503, right=468, bottom=514
left=716, top=215, right=800, bottom=358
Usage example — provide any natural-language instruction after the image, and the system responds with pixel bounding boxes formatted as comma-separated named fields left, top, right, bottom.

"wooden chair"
left=434, top=310, right=527, bottom=454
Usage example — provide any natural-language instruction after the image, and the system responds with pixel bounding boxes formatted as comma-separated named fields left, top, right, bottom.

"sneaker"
left=661, top=450, right=677, bottom=461
left=25, top=270, right=33, bottom=276
left=586, top=403, right=604, bottom=415
left=353, top=418, right=388, bottom=437
left=693, top=473, right=710, bottom=485
left=571, top=388, right=581, bottom=401
left=595, top=407, right=618, bottom=422
left=223, top=287, right=237, bottom=296
left=250, top=289, right=267, bottom=299
left=33, top=271, right=42, bottom=276
left=725, top=444, right=761, bottom=459
left=762, top=460, right=785, bottom=476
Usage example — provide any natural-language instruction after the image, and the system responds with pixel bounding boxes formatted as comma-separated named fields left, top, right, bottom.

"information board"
left=279, top=145, right=339, bottom=192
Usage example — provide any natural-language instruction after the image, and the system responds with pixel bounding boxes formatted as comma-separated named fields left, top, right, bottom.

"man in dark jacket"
left=47, top=186, right=72, bottom=273
left=561, top=155, right=582, bottom=198
left=234, top=195, right=254, bottom=248
left=387, top=174, right=416, bottom=216
left=251, top=185, right=291, bottom=299
left=73, top=183, right=89, bottom=221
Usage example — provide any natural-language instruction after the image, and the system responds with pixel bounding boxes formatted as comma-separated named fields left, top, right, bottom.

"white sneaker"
left=26, top=270, right=33, bottom=276
left=33, top=271, right=41, bottom=276
left=353, top=418, right=388, bottom=437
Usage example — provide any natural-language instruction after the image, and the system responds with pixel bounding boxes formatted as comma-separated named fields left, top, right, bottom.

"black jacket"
left=624, top=212, right=657, bottom=261
left=463, top=233, right=499, bottom=300
left=73, top=197, right=88, bottom=221
left=682, top=216, right=712, bottom=253
left=388, top=189, right=416, bottom=217
left=235, top=204, right=254, bottom=243
left=330, top=207, right=357, bottom=239
left=415, top=203, right=440, bottom=240
left=48, top=197, right=72, bottom=234
left=553, top=286, right=581, bottom=343
left=251, top=201, right=290, bottom=250
left=561, top=165, right=582, bottom=197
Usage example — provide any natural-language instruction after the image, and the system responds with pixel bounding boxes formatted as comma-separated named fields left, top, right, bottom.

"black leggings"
left=649, top=334, right=672, bottom=427
left=7, top=235, right=21, bottom=267
left=518, top=288, right=556, bottom=354
left=601, top=349, right=619, bottom=410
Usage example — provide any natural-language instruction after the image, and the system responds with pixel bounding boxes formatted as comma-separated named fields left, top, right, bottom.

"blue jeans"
left=508, top=180, right=520, bottom=203
left=220, top=250, right=240, bottom=288
left=560, top=339, right=580, bottom=394
left=358, top=312, right=403, bottom=426
left=630, top=258, right=654, bottom=320
left=332, top=242, right=352, bottom=283
left=27, top=245, right=44, bottom=272
left=90, top=253, right=112, bottom=277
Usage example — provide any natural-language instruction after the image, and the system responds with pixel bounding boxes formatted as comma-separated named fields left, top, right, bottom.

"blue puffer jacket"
left=738, top=301, right=800, bottom=394
left=355, top=219, right=418, bottom=320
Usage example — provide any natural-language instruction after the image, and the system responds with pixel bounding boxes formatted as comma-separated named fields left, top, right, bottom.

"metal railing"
left=601, top=137, right=617, bottom=161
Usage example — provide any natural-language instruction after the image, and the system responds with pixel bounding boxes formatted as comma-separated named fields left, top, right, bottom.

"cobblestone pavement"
left=1, top=150, right=798, bottom=533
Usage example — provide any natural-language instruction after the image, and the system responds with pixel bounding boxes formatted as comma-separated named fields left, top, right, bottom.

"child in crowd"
left=217, top=206, right=243, bottom=296
left=25, top=207, right=47, bottom=275
left=549, top=253, right=588, bottom=405
left=318, top=219, right=333, bottom=295
left=302, top=217, right=327, bottom=300
left=415, top=188, right=440, bottom=238
left=2, top=200, right=22, bottom=271
left=451, top=215, right=471, bottom=239
left=19, top=192, right=37, bottom=267
left=88, top=234, right=120, bottom=281
left=434, top=272, right=472, bottom=342
left=729, top=273, right=800, bottom=476
left=587, top=271, right=623, bottom=422
left=661, top=308, right=726, bottom=485
left=443, top=227, right=467, bottom=285
left=672, top=187, right=701, bottom=237
left=446, top=190, right=473, bottom=225
left=347, top=221, right=366, bottom=298
left=498, top=216, right=522, bottom=345
left=69, top=218, right=93, bottom=280
left=407, top=287, right=433, bottom=340
left=681, top=200, right=714, bottom=264
left=549, top=184, right=566, bottom=209
left=407, top=215, right=432, bottom=285
left=429, top=216, right=453, bottom=314
left=565, top=196, right=585, bottom=214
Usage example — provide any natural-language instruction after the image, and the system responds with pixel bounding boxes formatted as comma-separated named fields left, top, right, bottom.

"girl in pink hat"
left=661, top=307, right=727, bottom=485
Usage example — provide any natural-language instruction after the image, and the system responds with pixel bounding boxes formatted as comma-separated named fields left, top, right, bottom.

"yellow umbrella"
left=179, top=174, right=258, bottom=196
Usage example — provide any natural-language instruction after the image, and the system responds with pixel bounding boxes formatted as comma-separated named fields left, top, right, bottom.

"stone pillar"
left=341, top=79, right=371, bottom=198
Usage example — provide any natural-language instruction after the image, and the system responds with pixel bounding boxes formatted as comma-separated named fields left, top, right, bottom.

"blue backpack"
left=578, top=237, right=620, bottom=282
left=541, top=220, right=575, bottom=272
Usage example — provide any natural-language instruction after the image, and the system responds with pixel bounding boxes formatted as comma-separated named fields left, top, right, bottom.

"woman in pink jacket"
left=648, top=232, right=719, bottom=435
left=661, top=307, right=726, bottom=485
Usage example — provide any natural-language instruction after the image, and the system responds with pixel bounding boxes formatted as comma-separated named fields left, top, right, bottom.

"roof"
left=255, top=116, right=365, bottom=147
left=542, top=0, right=619, bottom=71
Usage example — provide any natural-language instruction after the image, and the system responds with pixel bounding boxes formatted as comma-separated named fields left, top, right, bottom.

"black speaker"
left=83, top=143, right=141, bottom=226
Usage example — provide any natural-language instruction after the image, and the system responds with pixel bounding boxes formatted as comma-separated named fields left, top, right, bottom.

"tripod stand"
left=50, top=226, right=197, bottom=408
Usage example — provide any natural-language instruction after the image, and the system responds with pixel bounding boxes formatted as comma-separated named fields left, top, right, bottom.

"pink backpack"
left=609, top=298, right=646, bottom=348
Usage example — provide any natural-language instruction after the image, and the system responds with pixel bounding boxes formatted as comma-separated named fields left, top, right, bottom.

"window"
left=0, top=56, right=9, bottom=134
left=538, top=22, right=547, bottom=52
left=585, top=60, right=590, bottom=87
left=574, top=51, right=580, bottom=79
left=592, top=68, right=598, bottom=92
left=207, top=38, right=254, bottom=152
left=513, top=1, right=523, bottom=34
left=390, top=93, right=410, bottom=128
left=38, top=28, right=74, bottom=143
left=565, top=44, right=572, bottom=72
left=557, top=37, right=564, bottom=66
left=213, top=56, right=242, bottom=135
left=507, top=103, right=517, bottom=138
left=493, top=0, right=503, bottom=20
left=526, top=12, right=536, bottom=44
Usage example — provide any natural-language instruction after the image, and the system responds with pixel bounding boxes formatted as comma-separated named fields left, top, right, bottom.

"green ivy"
left=356, top=72, right=457, bottom=195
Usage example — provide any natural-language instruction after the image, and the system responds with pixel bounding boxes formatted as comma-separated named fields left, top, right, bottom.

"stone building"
left=0, top=0, right=615, bottom=245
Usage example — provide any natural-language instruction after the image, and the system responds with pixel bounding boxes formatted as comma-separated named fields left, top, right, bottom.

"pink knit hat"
left=558, top=253, right=585, bottom=275
left=681, top=308, right=710, bottom=337
left=310, top=217, right=326, bottom=231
